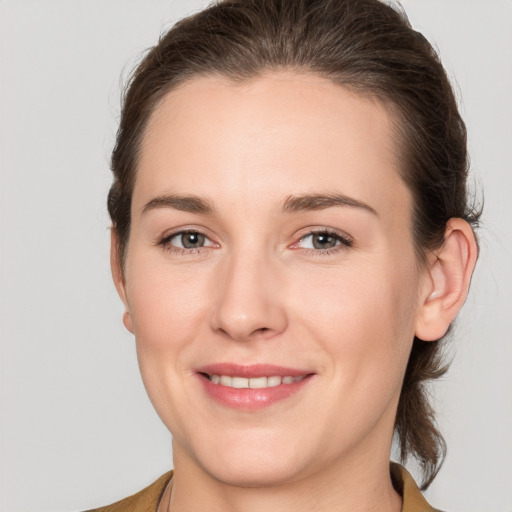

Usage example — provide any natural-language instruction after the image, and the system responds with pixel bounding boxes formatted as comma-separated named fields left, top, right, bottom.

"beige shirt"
left=86, top=463, right=438, bottom=512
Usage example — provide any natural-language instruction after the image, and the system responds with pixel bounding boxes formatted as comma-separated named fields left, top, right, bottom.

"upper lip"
left=196, top=363, right=313, bottom=378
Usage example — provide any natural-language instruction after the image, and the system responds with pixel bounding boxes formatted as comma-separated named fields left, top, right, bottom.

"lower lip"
left=197, top=374, right=313, bottom=410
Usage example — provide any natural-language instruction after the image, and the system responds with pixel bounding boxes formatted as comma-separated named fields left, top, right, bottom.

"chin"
left=182, top=431, right=313, bottom=488
left=201, top=457, right=306, bottom=488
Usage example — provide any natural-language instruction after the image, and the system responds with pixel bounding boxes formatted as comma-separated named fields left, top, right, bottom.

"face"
left=116, top=72, right=431, bottom=486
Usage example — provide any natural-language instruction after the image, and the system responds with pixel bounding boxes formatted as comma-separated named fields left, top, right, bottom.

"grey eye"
left=299, top=232, right=340, bottom=250
left=162, top=230, right=217, bottom=252
left=311, top=233, right=338, bottom=249
left=179, top=231, right=206, bottom=249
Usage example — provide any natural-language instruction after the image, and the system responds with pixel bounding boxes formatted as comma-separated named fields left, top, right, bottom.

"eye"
left=295, top=230, right=353, bottom=253
left=160, top=230, right=216, bottom=253
left=174, top=231, right=206, bottom=249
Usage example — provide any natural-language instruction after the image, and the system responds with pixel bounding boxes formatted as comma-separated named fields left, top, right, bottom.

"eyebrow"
left=142, top=194, right=214, bottom=215
left=141, top=192, right=377, bottom=217
left=282, top=193, right=378, bottom=216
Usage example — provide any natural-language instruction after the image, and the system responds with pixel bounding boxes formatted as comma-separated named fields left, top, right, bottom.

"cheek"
left=288, top=255, right=419, bottom=389
left=126, top=259, right=210, bottom=348
left=123, top=254, right=215, bottom=426
left=123, top=253, right=217, bottom=415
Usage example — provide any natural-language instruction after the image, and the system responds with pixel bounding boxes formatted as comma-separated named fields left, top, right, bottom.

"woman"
left=91, top=0, right=479, bottom=510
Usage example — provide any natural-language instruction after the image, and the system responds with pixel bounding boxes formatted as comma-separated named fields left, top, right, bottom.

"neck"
left=165, top=446, right=402, bottom=512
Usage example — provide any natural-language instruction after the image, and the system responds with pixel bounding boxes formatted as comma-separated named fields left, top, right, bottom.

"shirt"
left=85, top=463, right=438, bottom=512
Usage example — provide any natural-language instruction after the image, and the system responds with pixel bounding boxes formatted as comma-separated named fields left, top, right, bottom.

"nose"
left=210, top=249, right=288, bottom=342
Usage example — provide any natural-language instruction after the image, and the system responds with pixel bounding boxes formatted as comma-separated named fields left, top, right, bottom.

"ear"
left=415, top=218, right=478, bottom=341
left=110, top=228, right=134, bottom=334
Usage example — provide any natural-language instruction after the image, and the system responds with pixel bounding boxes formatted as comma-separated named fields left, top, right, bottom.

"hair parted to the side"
left=108, top=0, right=481, bottom=489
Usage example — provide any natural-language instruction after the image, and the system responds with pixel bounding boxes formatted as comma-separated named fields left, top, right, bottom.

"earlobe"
left=110, top=228, right=134, bottom=334
left=415, top=218, right=478, bottom=341
left=123, top=310, right=134, bottom=333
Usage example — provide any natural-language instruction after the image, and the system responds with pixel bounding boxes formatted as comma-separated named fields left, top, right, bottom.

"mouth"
left=202, top=373, right=307, bottom=388
left=195, top=364, right=314, bottom=410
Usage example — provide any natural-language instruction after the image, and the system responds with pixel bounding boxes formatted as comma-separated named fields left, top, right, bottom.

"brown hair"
left=108, top=0, right=480, bottom=489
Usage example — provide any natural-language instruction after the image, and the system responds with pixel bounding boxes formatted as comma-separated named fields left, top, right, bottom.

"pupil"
left=182, top=232, right=204, bottom=248
left=313, top=233, right=336, bottom=249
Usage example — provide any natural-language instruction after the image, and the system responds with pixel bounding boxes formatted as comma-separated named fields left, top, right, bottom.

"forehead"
left=136, top=71, right=409, bottom=218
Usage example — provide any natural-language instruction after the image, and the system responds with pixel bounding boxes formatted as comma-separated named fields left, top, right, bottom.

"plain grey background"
left=1, top=1, right=511, bottom=511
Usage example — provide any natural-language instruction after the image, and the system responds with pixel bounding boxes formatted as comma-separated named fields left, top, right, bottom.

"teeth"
left=209, top=374, right=304, bottom=388
left=249, top=376, right=268, bottom=389
left=231, top=377, right=249, bottom=388
left=267, top=376, right=281, bottom=387
left=220, top=375, right=232, bottom=386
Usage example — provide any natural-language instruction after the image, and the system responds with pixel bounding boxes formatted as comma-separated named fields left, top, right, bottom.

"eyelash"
left=158, top=229, right=217, bottom=255
left=294, top=229, right=353, bottom=256
left=158, top=228, right=353, bottom=256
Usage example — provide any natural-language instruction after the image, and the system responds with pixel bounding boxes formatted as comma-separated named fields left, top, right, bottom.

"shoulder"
left=83, top=471, right=173, bottom=512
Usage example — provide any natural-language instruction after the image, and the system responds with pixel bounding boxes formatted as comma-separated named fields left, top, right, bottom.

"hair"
left=108, top=0, right=481, bottom=490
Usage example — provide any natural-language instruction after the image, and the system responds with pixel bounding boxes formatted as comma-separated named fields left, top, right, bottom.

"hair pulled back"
left=108, top=0, right=480, bottom=489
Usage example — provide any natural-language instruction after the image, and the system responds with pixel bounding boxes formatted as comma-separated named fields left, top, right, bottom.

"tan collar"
left=391, top=462, right=438, bottom=512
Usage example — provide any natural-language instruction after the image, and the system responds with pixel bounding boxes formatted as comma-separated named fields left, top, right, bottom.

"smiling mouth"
left=203, top=374, right=307, bottom=389
left=196, top=365, right=314, bottom=409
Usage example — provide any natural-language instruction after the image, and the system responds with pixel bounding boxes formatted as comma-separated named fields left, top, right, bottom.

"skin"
left=111, top=71, right=477, bottom=512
